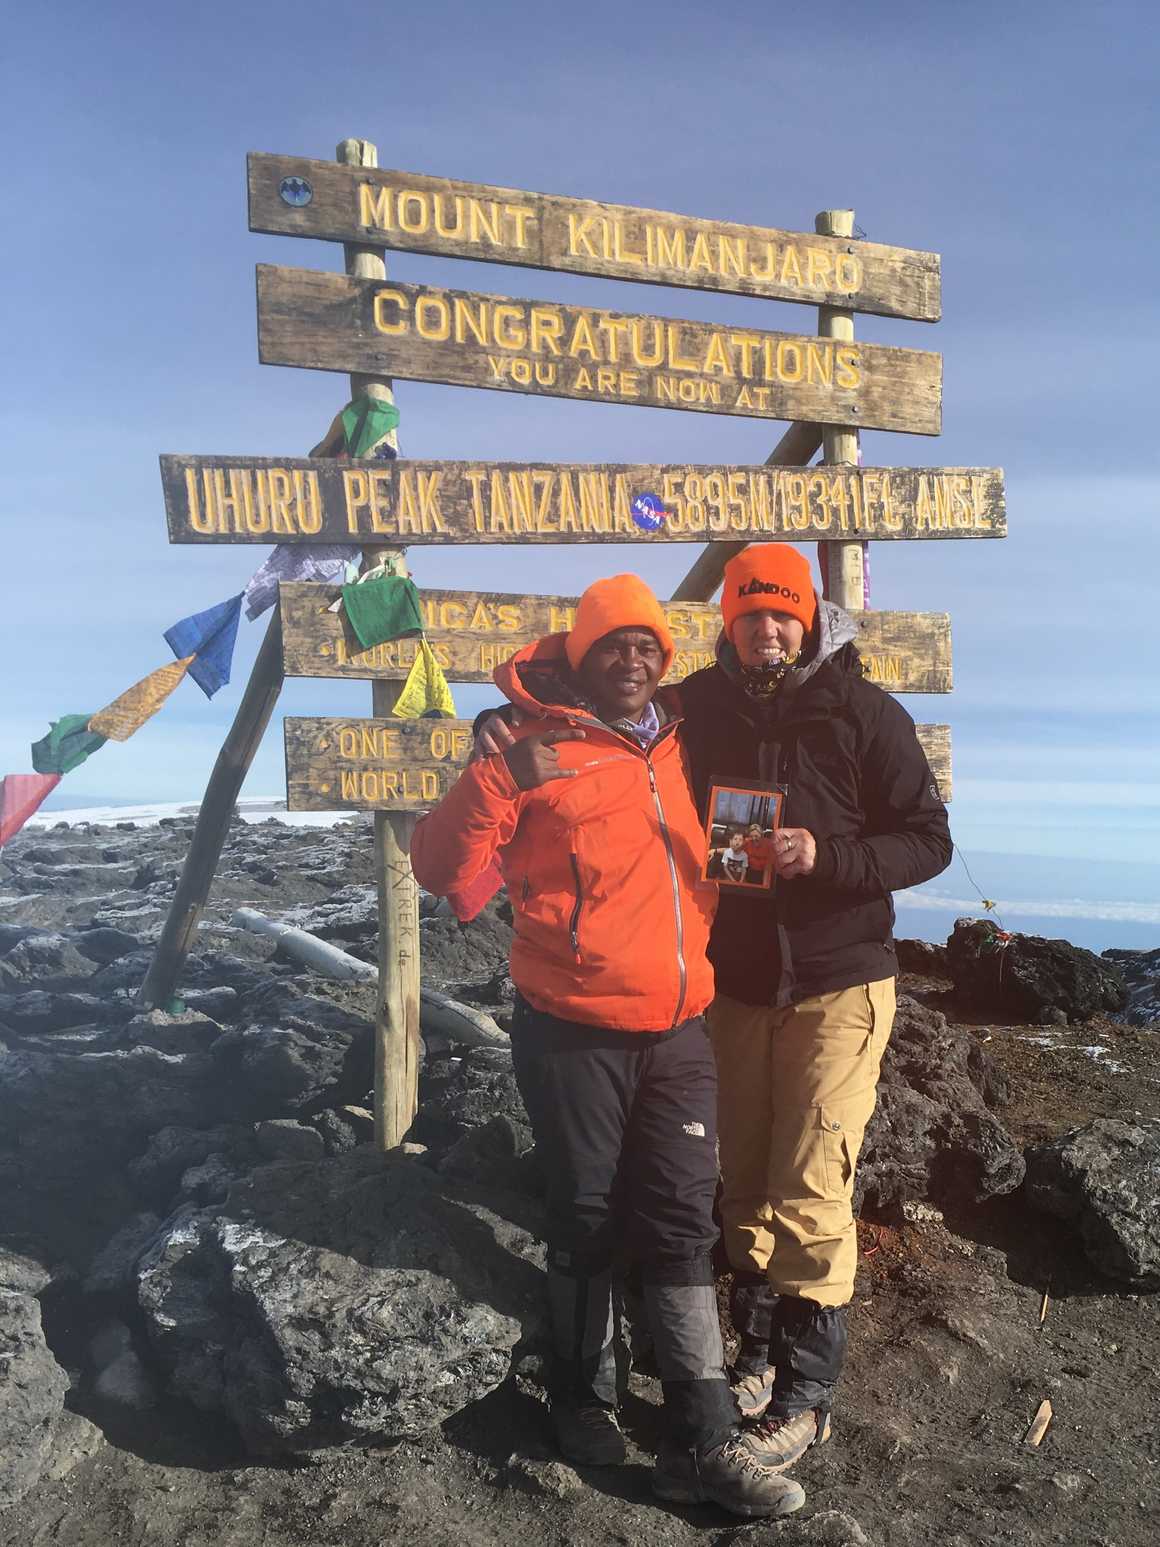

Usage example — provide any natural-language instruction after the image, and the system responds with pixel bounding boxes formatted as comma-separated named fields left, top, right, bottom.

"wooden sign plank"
left=160, top=456, right=1003, bottom=545
left=279, top=584, right=953, bottom=694
left=284, top=718, right=952, bottom=812
left=248, top=152, right=941, bottom=323
left=256, top=266, right=943, bottom=437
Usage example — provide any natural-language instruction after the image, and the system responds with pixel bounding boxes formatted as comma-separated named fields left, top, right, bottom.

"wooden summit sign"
left=248, top=153, right=941, bottom=323
left=284, top=717, right=953, bottom=811
left=161, top=456, right=1003, bottom=545
left=256, top=266, right=943, bottom=436
left=279, top=584, right=953, bottom=695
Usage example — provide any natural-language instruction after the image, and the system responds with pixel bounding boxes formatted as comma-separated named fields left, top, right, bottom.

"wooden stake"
left=336, top=137, right=421, bottom=1151
left=815, top=209, right=864, bottom=612
left=1025, top=1399, right=1053, bottom=1447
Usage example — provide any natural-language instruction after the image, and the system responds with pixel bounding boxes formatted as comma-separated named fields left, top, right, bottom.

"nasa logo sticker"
left=631, top=492, right=667, bottom=531
left=278, top=176, right=313, bottom=207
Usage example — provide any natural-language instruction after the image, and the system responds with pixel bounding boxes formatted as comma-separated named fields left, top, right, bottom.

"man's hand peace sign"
left=503, top=729, right=587, bottom=790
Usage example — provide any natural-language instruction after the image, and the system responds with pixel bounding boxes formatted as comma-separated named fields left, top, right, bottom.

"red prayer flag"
left=0, top=772, right=62, bottom=845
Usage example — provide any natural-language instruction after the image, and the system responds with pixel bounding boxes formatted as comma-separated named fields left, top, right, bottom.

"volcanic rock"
left=1024, top=1118, right=1160, bottom=1287
left=857, top=995, right=1025, bottom=1213
left=947, top=919, right=1127, bottom=1024
left=137, top=1149, right=545, bottom=1454
left=0, top=1286, right=70, bottom=1509
left=411, top=1046, right=526, bottom=1152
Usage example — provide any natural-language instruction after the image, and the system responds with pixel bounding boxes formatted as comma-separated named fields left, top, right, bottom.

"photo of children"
left=702, top=782, right=784, bottom=891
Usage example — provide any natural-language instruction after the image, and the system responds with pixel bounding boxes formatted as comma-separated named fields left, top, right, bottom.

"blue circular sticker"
left=631, top=492, right=667, bottom=531
left=278, top=176, right=313, bottom=207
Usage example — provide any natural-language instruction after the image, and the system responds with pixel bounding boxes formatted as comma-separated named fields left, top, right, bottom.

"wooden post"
left=139, top=613, right=285, bottom=1007
left=336, top=137, right=421, bottom=1151
left=815, top=208, right=864, bottom=612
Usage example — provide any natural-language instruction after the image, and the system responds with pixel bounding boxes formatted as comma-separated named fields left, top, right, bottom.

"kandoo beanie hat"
left=564, top=574, right=675, bottom=674
left=721, top=546, right=818, bottom=639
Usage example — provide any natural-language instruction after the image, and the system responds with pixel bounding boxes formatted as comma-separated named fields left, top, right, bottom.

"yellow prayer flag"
left=88, top=656, right=195, bottom=741
left=393, top=640, right=456, bottom=720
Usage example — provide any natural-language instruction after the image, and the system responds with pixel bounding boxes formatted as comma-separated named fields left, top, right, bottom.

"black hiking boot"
left=551, top=1400, right=627, bottom=1466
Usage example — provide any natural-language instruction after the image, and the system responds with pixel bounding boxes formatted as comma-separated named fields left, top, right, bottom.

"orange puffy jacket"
left=410, top=634, right=716, bottom=1032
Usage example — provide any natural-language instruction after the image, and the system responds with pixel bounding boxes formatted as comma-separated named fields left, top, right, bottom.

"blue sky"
left=2, top=1, right=1157, bottom=945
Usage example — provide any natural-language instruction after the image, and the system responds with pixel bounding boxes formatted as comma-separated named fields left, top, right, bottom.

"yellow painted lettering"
left=492, top=304, right=526, bottom=350
left=655, top=226, right=687, bottom=269
left=530, top=307, right=563, bottom=355
left=688, top=232, right=714, bottom=273
left=666, top=324, right=700, bottom=371
left=396, top=190, right=429, bottom=233
left=372, top=288, right=409, bottom=335
left=185, top=467, right=212, bottom=534
left=567, top=213, right=602, bottom=258
left=568, top=314, right=599, bottom=360
left=452, top=297, right=489, bottom=346
left=358, top=183, right=392, bottom=231
left=468, top=200, right=502, bottom=244
left=835, top=346, right=861, bottom=388
left=703, top=332, right=734, bottom=376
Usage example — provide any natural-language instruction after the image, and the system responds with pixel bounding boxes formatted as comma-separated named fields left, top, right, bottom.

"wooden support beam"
left=336, top=136, right=421, bottom=1153
left=816, top=208, right=864, bottom=611
left=669, top=422, right=823, bottom=602
left=139, top=613, right=285, bottom=1008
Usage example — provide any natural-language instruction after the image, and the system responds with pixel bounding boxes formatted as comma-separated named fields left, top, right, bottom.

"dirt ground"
left=4, top=972, right=1158, bottom=1547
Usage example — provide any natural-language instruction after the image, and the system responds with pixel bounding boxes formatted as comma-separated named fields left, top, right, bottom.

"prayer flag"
left=341, top=394, right=400, bottom=459
left=0, top=773, right=62, bottom=846
left=244, top=545, right=352, bottom=621
left=164, top=593, right=243, bottom=698
left=89, top=656, right=195, bottom=741
left=341, top=574, right=423, bottom=650
left=31, top=714, right=107, bottom=775
left=393, top=638, right=456, bottom=720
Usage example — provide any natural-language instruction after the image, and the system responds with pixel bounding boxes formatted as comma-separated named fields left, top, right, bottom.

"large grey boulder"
left=947, top=919, right=1127, bottom=1024
left=857, top=996, right=1025, bottom=1213
left=0, top=1287, right=70, bottom=1510
left=137, top=1149, right=545, bottom=1455
left=1024, top=1118, right=1160, bottom=1287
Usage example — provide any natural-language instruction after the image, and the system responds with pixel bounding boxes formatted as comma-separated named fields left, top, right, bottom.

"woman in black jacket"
left=678, top=542, right=952, bottom=1471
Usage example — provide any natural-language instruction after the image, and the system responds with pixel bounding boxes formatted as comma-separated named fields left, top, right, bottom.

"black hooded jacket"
left=678, top=607, right=952, bottom=1008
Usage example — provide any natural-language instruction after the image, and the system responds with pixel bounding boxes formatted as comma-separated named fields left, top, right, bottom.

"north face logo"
left=738, top=578, right=801, bottom=604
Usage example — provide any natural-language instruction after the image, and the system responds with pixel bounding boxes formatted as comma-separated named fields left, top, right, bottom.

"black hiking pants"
left=510, top=995, right=736, bottom=1451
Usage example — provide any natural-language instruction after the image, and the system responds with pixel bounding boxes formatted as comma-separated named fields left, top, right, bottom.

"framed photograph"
left=701, top=779, right=785, bottom=892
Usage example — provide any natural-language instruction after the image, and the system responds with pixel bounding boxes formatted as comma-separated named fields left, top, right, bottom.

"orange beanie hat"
left=564, top=574, right=675, bottom=673
left=721, top=546, right=817, bottom=640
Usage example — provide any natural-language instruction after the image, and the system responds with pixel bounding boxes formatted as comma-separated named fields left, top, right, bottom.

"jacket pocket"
left=568, top=851, right=584, bottom=963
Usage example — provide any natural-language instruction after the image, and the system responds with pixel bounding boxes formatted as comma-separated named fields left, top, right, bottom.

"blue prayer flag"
left=164, top=593, right=244, bottom=698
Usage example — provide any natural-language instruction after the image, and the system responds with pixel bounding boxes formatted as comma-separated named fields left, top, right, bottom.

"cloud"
left=899, top=888, right=1160, bottom=927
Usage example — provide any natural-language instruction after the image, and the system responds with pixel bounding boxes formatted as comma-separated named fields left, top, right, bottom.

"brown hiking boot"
left=741, top=1408, right=831, bottom=1471
left=653, top=1433, right=806, bottom=1518
left=729, top=1364, right=775, bottom=1420
left=551, top=1401, right=627, bottom=1466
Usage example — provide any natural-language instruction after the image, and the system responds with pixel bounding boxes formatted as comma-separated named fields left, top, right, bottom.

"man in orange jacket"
left=411, top=576, right=803, bottom=1520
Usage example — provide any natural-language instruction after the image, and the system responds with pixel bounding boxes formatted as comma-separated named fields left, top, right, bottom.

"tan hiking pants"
left=708, top=979, right=896, bottom=1309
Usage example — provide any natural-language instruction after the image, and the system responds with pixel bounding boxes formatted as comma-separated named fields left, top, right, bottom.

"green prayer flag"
left=341, top=395, right=401, bottom=459
left=31, top=714, right=107, bottom=775
left=341, top=575, right=424, bottom=650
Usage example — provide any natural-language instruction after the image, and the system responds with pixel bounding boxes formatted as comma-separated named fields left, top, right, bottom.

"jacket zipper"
left=568, top=852, right=584, bottom=964
left=647, top=758, right=688, bottom=1027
